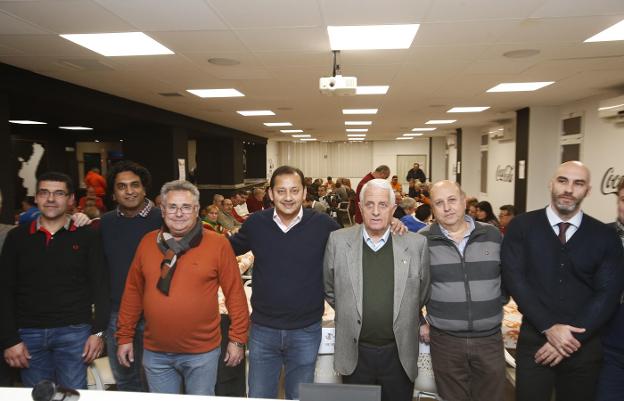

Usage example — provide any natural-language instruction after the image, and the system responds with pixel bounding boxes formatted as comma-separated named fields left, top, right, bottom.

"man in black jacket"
left=1, top=172, right=110, bottom=389
left=502, top=161, right=624, bottom=401
left=406, top=163, right=426, bottom=184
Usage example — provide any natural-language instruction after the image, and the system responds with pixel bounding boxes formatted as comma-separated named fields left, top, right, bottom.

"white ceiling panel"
left=0, top=0, right=134, bottom=33
left=0, top=10, right=49, bottom=34
left=415, top=20, right=517, bottom=46
left=0, top=34, right=96, bottom=56
left=423, top=0, right=546, bottom=22
left=318, top=0, right=431, bottom=25
left=151, top=30, right=248, bottom=53
left=235, top=27, right=328, bottom=52
left=254, top=51, right=331, bottom=68
left=531, top=0, right=624, bottom=18
left=208, top=0, right=322, bottom=29
left=95, top=0, right=228, bottom=31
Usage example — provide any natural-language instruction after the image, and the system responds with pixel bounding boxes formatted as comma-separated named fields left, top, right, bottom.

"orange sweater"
left=116, top=229, right=249, bottom=353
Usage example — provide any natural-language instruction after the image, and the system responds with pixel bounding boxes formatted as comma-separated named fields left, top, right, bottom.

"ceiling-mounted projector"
left=319, top=75, right=357, bottom=96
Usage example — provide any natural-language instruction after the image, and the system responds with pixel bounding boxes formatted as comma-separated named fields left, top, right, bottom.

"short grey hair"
left=360, top=179, right=394, bottom=205
left=160, top=180, right=200, bottom=205
left=400, top=196, right=417, bottom=211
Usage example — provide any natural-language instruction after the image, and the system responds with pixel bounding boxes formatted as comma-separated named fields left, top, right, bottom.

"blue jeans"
left=596, top=347, right=624, bottom=401
left=106, top=311, right=146, bottom=391
left=18, top=324, right=91, bottom=389
left=143, top=347, right=220, bottom=395
left=248, top=321, right=322, bottom=400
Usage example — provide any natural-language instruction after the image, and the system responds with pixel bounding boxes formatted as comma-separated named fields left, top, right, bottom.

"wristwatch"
left=230, top=341, right=245, bottom=349
left=93, top=331, right=106, bottom=340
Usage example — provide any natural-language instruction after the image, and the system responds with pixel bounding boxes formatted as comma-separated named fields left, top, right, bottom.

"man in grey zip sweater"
left=419, top=180, right=506, bottom=401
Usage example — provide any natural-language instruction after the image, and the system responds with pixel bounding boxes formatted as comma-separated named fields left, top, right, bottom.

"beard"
left=552, top=194, right=581, bottom=215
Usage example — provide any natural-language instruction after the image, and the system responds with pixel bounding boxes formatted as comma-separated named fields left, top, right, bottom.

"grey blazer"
left=324, top=225, right=431, bottom=381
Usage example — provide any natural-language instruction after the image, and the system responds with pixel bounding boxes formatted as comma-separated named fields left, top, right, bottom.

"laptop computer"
left=299, top=383, right=381, bottom=401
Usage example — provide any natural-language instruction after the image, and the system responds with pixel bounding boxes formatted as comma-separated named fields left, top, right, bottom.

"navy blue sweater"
left=230, top=208, right=340, bottom=329
left=100, top=209, right=162, bottom=311
left=502, top=208, right=624, bottom=342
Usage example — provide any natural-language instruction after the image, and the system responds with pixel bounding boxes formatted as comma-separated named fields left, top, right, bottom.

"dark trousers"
left=429, top=326, right=505, bottom=401
left=342, top=342, right=414, bottom=401
left=215, top=314, right=246, bottom=397
left=596, top=347, right=624, bottom=401
left=0, top=358, right=11, bottom=386
left=516, top=321, right=602, bottom=401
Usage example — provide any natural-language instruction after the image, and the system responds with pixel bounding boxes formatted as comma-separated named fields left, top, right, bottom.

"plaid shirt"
left=116, top=199, right=155, bottom=218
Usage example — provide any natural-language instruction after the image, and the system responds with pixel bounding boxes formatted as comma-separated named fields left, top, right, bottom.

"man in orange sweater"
left=116, top=180, right=249, bottom=395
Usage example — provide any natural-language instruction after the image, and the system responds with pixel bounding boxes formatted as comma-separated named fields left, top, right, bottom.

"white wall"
left=460, top=127, right=482, bottom=196
left=430, top=136, right=447, bottom=183
left=485, top=137, right=515, bottom=209
left=371, top=139, right=430, bottom=180
left=266, top=139, right=279, bottom=179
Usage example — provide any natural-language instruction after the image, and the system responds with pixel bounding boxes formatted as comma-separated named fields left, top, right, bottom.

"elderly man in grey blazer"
left=324, top=178, right=431, bottom=401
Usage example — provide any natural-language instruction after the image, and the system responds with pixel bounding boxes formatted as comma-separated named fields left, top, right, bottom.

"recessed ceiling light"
left=447, top=107, right=490, bottom=113
left=345, top=121, right=372, bottom=126
left=300, top=138, right=317, bottom=141
left=502, top=49, right=540, bottom=58
left=403, top=133, right=424, bottom=136
left=59, top=126, right=93, bottom=130
left=207, top=57, right=241, bottom=66
left=343, top=109, right=378, bottom=115
left=356, top=85, right=389, bottom=95
left=292, top=134, right=311, bottom=138
left=486, top=82, right=554, bottom=92
left=281, top=129, right=303, bottom=133
left=347, top=134, right=367, bottom=137
left=348, top=137, right=366, bottom=141
left=426, top=120, right=457, bottom=124
left=328, top=24, right=419, bottom=50
left=9, top=120, right=47, bottom=125
left=264, top=122, right=292, bottom=127
left=60, top=32, right=174, bottom=56
left=585, top=19, right=624, bottom=42
left=237, top=110, right=275, bottom=116
left=411, top=127, right=437, bottom=131
left=119, top=139, right=124, bottom=142
left=186, top=89, right=244, bottom=98
left=346, top=128, right=368, bottom=132
left=94, top=139, right=100, bottom=143
left=396, top=137, right=413, bottom=140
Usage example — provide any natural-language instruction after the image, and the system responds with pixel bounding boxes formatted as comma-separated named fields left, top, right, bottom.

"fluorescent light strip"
left=347, top=134, right=366, bottom=137
left=60, top=32, right=173, bottom=56
left=411, top=127, right=436, bottom=131
left=356, top=85, right=389, bottom=95
left=237, top=110, right=275, bottom=116
left=343, top=109, right=378, bottom=115
left=281, top=129, right=303, bottom=133
left=328, top=24, right=419, bottom=50
left=263, top=122, right=292, bottom=127
left=447, top=106, right=490, bottom=113
left=403, top=133, right=423, bottom=137
left=345, top=121, right=372, bottom=126
left=59, top=126, right=93, bottom=130
left=349, top=138, right=366, bottom=141
left=186, top=89, right=244, bottom=98
left=486, top=82, right=554, bottom=92
left=585, top=19, right=624, bottom=42
left=426, top=120, right=456, bottom=124
left=292, top=134, right=311, bottom=138
left=9, top=120, right=47, bottom=125
left=300, top=138, right=317, bottom=141
left=346, top=128, right=368, bottom=132
left=396, top=137, right=413, bottom=140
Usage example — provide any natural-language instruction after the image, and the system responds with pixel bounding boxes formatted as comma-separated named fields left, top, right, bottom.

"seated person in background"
left=218, top=198, right=243, bottom=233
left=213, top=194, right=224, bottom=208
left=393, top=191, right=406, bottom=219
left=154, top=194, right=163, bottom=209
left=233, top=191, right=250, bottom=218
left=317, top=186, right=330, bottom=208
left=203, top=205, right=228, bottom=235
left=246, top=188, right=265, bottom=213
left=498, top=204, right=515, bottom=235
left=229, top=194, right=247, bottom=223
left=476, top=200, right=500, bottom=228
left=465, top=197, right=479, bottom=219
left=400, top=198, right=430, bottom=233
left=333, top=179, right=348, bottom=202
left=416, top=204, right=433, bottom=225
left=18, top=196, right=39, bottom=225
left=391, top=175, right=403, bottom=194
left=408, top=179, right=419, bottom=199
left=304, top=194, right=328, bottom=214
left=78, top=186, right=106, bottom=214
left=326, top=176, right=335, bottom=190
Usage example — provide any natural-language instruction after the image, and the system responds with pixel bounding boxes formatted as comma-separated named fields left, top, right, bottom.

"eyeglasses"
left=164, top=204, right=196, bottom=215
left=37, top=189, right=69, bottom=198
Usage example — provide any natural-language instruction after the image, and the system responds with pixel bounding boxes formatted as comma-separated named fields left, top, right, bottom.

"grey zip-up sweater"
left=420, top=221, right=505, bottom=337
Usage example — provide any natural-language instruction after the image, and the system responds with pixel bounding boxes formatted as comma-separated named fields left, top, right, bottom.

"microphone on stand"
left=32, top=380, right=80, bottom=401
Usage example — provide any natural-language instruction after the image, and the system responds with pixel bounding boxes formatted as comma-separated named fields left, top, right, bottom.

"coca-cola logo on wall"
left=601, top=167, right=623, bottom=195
left=495, top=165, right=514, bottom=182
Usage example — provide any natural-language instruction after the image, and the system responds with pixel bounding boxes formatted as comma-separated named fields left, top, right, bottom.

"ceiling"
left=1, top=0, right=623, bottom=142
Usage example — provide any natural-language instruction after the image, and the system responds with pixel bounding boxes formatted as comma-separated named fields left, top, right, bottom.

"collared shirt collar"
left=117, top=198, right=154, bottom=218
left=439, top=215, right=475, bottom=256
left=30, top=215, right=74, bottom=234
left=273, top=206, right=304, bottom=233
left=363, top=226, right=391, bottom=252
left=546, top=204, right=583, bottom=228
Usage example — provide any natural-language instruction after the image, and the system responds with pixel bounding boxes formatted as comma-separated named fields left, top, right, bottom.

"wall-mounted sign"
left=601, top=167, right=623, bottom=195
left=495, top=165, right=514, bottom=182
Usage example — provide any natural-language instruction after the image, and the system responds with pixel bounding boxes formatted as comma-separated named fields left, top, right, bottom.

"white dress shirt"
left=546, top=205, right=583, bottom=242
left=273, top=207, right=304, bottom=233
left=362, top=227, right=391, bottom=252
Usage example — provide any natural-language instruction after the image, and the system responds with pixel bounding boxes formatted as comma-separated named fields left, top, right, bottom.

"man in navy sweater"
left=502, top=161, right=624, bottom=401
left=229, top=166, right=340, bottom=400
left=100, top=161, right=162, bottom=391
